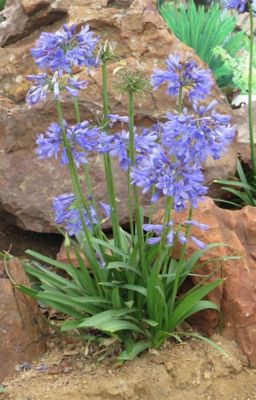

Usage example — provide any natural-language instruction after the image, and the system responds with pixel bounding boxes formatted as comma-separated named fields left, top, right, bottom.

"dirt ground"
left=2, top=335, right=256, bottom=400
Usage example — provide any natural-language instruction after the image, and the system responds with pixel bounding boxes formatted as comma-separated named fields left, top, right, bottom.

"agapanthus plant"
left=12, top=24, right=236, bottom=360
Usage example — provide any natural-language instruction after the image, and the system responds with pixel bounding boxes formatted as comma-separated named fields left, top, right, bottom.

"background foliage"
left=160, top=1, right=245, bottom=89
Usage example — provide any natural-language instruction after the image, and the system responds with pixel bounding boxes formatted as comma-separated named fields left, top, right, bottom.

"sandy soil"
left=2, top=336, right=256, bottom=400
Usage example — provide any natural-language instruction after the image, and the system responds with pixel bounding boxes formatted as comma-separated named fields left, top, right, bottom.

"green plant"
left=6, top=25, right=236, bottom=360
left=16, top=243, right=226, bottom=359
left=160, top=1, right=245, bottom=89
left=0, top=0, right=5, bottom=11
left=213, top=42, right=256, bottom=94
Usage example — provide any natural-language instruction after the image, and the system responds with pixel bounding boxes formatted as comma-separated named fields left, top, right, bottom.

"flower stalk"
left=128, top=90, right=147, bottom=278
left=101, top=60, right=122, bottom=248
left=55, top=100, right=100, bottom=269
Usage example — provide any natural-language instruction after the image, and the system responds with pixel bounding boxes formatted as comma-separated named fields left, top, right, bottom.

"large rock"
left=0, top=0, right=237, bottom=233
left=154, top=197, right=256, bottom=367
left=0, top=258, right=47, bottom=380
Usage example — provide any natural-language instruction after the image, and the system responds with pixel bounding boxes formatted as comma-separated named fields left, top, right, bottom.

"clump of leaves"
left=17, top=240, right=226, bottom=361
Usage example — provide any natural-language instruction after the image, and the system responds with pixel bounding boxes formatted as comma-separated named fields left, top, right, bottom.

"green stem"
left=101, top=61, right=122, bottom=249
left=128, top=90, right=146, bottom=278
left=248, top=2, right=256, bottom=177
left=127, top=172, right=134, bottom=237
left=169, top=207, right=193, bottom=314
left=72, top=97, right=106, bottom=244
left=55, top=100, right=100, bottom=270
left=154, top=196, right=173, bottom=273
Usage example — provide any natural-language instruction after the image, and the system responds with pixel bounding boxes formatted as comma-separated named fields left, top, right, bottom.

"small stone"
left=164, top=361, right=174, bottom=371
left=204, top=371, right=211, bottom=380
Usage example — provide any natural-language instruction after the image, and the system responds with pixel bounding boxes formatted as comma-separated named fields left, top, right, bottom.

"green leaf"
left=0, top=385, right=7, bottom=394
left=23, top=263, right=78, bottom=291
left=117, top=341, right=150, bottom=361
left=169, top=279, right=222, bottom=329
left=107, top=261, right=142, bottom=277
left=119, top=284, right=147, bottom=297
left=78, top=309, right=133, bottom=328
left=61, top=320, right=82, bottom=332
left=180, top=332, right=229, bottom=357
left=91, top=237, right=129, bottom=260
left=214, top=198, right=243, bottom=208
left=16, top=284, right=38, bottom=299
left=142, top=319, right=158, bottom=327
left=37, top=292, right=104, bottom=314
left=89, top=319, right=142, bottom=333
left=112, top=287, right=122, bottom=309
left=220, top=187, right=254, bottom=205
left=214, top=179, right=255, bottom=191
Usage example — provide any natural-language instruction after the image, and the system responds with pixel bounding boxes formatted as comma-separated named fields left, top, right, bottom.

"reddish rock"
left=0, top=0, right=237, bottom=233
left=0, top=0, right=67, bottom=46
left=21, top=0, right=51, bottom=15
left=0, top=258, right=47, bottom=380
left=154, top=197, right=256, bottom=367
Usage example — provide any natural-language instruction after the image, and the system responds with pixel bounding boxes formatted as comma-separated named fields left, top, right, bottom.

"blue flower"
left=52, top=193, right=97, bottom=236
left=36, top=121, right=101, bottom=167
left=36, top=123, right=62, bottom=159
left=225, top=0, right=249, bottom=12
left=99, top=201, right=111, bottom=218
left=26, top=72, right=87, bottom=106
left=65, top=77, right=87, bottom=97
left=101, top=130, right=130, bottom=170
left=151, top=54, right=213, bottom=103
left=52, top=194, right=110, bottom=236
left=107, top=114, right=129, bottom=126
left=31, top=24, right=99, bottom=73
left=26, top=74, right=49, bottom=105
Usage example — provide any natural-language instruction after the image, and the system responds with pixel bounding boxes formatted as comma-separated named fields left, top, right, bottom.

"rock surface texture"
left=0, top=0, right=237, bottom=232
left=154, top=197, right=256, bottom=367
left=0, top=258, right=47, bottom=381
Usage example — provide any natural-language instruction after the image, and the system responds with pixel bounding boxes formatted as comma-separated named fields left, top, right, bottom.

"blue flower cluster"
left=36, top=121, right=101, bottom=167
left=161, top=101, right=236, bottom=163
left=26, top=24, right=98, bottom=106
left=130, top=148, right=207, bottom=210
left=52, top=193, right=110, bottom=236
left=151, top=55, right=213, bottom=104
left=26, top=72, right=87, bottom=106
left=31, top=24, right=99, bottom=73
